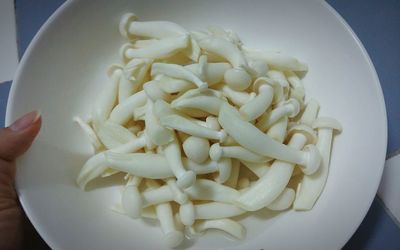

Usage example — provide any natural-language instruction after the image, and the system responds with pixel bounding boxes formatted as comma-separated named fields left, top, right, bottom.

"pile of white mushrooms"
left=74, top=13, right=342, bottom=248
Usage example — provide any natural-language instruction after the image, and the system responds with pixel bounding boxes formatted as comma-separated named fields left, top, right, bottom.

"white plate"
left=6, top=0, right=387, bottom=249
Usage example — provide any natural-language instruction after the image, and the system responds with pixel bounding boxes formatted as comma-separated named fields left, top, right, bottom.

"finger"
left=0, top=111, right=42, bottom=162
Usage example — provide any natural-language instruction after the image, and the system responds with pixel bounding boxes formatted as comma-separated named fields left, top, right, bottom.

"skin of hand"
left=0, top=111, right=41, bottom=250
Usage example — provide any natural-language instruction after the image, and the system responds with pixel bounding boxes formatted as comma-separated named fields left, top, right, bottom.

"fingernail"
left=9, top=111, right=41, bottom=132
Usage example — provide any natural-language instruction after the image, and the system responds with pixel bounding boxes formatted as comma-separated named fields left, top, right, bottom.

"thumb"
left=0, top=111, right=42, bottom=162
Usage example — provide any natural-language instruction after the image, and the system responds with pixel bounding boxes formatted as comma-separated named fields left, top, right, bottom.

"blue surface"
left=0, top=81, right=11, bottom=126
left=327, top=0, right=400, bottom=157
left=6, top=0, right=400, bottom=249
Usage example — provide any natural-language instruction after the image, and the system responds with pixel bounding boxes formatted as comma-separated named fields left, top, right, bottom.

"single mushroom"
left=293, top=117, right=342, bottom=210
left=143, top=80, right=172, bottom=102
left=185, top=61, right=232, bottom=85
left=233, top=102, right=320, bottom=211
left=92, top=67, right=122, bottom=128
left=162, top=134, right=196, bottom=189
left=256, top=98, right=300, bottom=132
left=155, top=202, right=185, bottom=248
left=109, top=90, right=147, bottom=125
left=266, top=116, right=288, bottom=143
left=240, top=161, right=270, bottom=178
left=218, top=103, right=320, bottom=171
left=234, top=124, right=318, bottom=211
left=151, top=62, right=208, bottom=89
left=171, top=90, right=225, bottom=116
left=119, top=13, right=187, bottom=39
left=121, top=176, right=143, bottom=218
left=197, top=36, right=252, bottom=91
left=209, top=143, right=269, bottom=163
left=238, top=77, right=278, bottom=121
left=76, top=137, right=158, bottom=190
left=73, top=116, right=103, bottom=151
left=220, top=85, right=256, bottom=107
left=243, top=48, right=308, bottom=72
left=121, top=35, right=189, bottom=60
left=299, top=99, right=319, bottom=127
left=159, top=114, right=227, bottom=143
left=248, top=59, right=269, bottom=78
left=154, top=75, right=195, bottom=94
left=144, top=100, right=175, bottom=146
left=224, top=159, right=240, bottom=189
left=179, top=201, right=195, bottom=226
left=182, top=136, right=210, bottom=164
left=96, top=121, right=137, bottom=149
left=119, top=58, right=153, bottom=102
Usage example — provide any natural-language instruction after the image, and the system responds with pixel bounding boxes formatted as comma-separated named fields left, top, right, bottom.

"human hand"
left=0, top=111, right=41, bottom=249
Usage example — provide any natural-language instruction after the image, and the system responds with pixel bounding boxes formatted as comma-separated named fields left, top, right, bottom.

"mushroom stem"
left=109, top=90, right=147, bottom=125
left=73, top=116, right=103, bottom=151
left=151, top=62, right=208, bottom=89
left=220, top=85, right=255, bottom=107
left=185, top=62, right=231, bottom=85
left=256, top=98, right=300, bottom=132
left=171, top=95, right=224, bottom=116
left=244, top=49, right=308, bottom=72
left=122, top=35, right=189, bottom=59
left=239, top=84, right=274, bottom=121
left=160, top=114, right=227, bottom=142
left=266, top=116, right=288, bottom=143
left=163, top=135, right=196, bottom=189
left=218, top=103, right=318, bottom=170
left=144, top=100, right=175, bottom=146
left=224, top=159, right=240, bottom=189
left=92, top=68, right=121, bottom=128
left=234, top=132, right=307, bottom=211
left=154, top=202, right=184, bottom=248
left=209, top=143, right=269, bottom=163
left=293, top=117, right=342, bottom=210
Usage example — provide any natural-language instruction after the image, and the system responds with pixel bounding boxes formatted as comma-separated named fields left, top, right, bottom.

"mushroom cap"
left=279, top=98, right=300, bottom=118
left=119, top=43, right=133, bottom=61
left=183, top=136, right=210, bottom=164
left=107, top=64, right=123, bottom=78
left=164, top=230, right=184, bottom=248
left=119, top=13, right=138, bottom=39
left=287, top=124, right=317, bottom=145
left=312, top=117, right=342, bottom=133
left=176, top=170, right=196, bottom=189
left=253, top=77, right=283, bottom=102
left=224, top=68, right=252, bottom=91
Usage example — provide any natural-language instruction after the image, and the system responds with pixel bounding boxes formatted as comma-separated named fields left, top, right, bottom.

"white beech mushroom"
left=293, top=117, right=342, bottom=210
left=76, top=15, right=342, bottom=247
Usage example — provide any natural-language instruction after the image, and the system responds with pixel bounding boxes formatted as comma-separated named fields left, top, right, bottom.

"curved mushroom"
left=96, top=121, right=137, bottom=149
left=92, top=67, right=121, bottom=128
left=256, top=98, right=300, bottom=132
left=109, top=90, right=147, bottom=125
left=197, top=36, right=252, bottom=91
left=238, top=77, right=277, bottom=121
left=243, top=48, right=308, bottom=72
left=121, top=35, right=189, bottom=60
left=119, top=13, right=187, bottom=39
left=151, top=62, right=207, bottom=89
left=220, top=85, right=256, bottom=107
left=209, top=143, right=269, bottom=163
left=293, top=117, right=342, bottom=210
left=189, top=219, right=246, bottom=240
left=218, top=103, right=320, bottom=171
